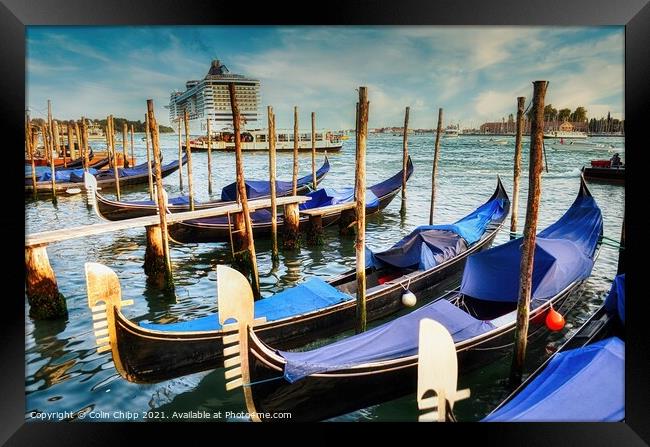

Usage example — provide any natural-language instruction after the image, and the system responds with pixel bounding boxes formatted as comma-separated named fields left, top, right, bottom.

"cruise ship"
left=170, top=59, right=344, bottom=152
left=169, top=59, right=261, bottom=135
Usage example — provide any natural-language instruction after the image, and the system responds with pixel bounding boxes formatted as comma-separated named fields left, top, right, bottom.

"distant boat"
left=442, top=126, right=460, bottom=138
left=182, top=129, right=343, bottom=153
left=543, top=130, right=587, bottom=139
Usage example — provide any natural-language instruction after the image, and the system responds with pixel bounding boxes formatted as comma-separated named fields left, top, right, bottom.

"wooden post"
left=283, top=202, right=301, bottom=250
left=109, top=115, right=121, bottom=200
left=67, top=122, right=76, bottom=161
left=184, top=109, right=195, bottom=210
left=81, top=118, right=90, bottom=172
left=510, top=80, right=548, bottom=384
left=177, top=118, right=184, bottom=191
left=617, top=210, right=625, bottom=275
left=41, top=123, right=57, bottom=201
left=130, top=124, right=135, bottom=167
left=268, top=106, right=279, bottom=263
left=429, top=108, right=443, bottom=225
left=229, top=83, right=261, bottom=299
left=356, top=86, right=369, bottom=333
left=26, top=118, right=38, bottom=199
left=311, top=112, right=317, bottom=189
left=25, top=245, right=67, bottom=320
left=400, top=106, right=410, bottom=216
left=145, top=113, right=154, bottom=200
left=207, top=118, right=213, bottom=195
left=75, top=121, right=83, bottom=169
left=146, top=100, right=174, bottom=290
left=292, top=106, right=299, bottom=195
left=510, top=97, right=526, bottom=238
left=122, top=121, right=129, bottom=168
left=53, top=121, right=66, bottom=168
left=306, top=214, right=324, bottom=246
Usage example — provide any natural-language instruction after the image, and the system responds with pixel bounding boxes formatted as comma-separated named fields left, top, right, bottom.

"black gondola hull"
left=582, top=166, right=624, bottom=184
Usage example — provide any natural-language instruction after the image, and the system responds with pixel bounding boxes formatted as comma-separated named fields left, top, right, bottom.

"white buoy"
left=66, top=188, right=82, bottom=195
left=402, top=290, right=417, bottom=307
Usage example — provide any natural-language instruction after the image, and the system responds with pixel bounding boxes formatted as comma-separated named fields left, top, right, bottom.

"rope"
left=243, top=375, right=285, bottom=387
left=398, top=276, right=413, bottom=292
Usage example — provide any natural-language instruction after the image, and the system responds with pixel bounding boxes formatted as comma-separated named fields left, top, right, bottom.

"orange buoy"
left=545, top=306, right=565, bottom=331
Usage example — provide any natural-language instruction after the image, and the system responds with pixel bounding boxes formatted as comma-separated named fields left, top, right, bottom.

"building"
left=169, top=59, right=260, bottom=133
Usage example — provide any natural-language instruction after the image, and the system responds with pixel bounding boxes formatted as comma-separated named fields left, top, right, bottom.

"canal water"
left=25, top=133, right=624, bottom=422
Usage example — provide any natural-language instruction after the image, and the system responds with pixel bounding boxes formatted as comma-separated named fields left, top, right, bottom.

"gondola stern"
left=84, top=262, right=133, bottom=380
left=417, top=319, right=470, bottom=422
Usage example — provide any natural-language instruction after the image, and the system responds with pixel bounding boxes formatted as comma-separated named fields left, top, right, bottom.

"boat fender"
left=545, top=306, right=565, bottom=331
left=402, top=291, right=417, bottom=307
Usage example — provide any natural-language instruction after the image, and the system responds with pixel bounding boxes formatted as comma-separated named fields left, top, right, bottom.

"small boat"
left=442, top=125, right=461, bottom=138
left=483, top=274, right=624, bottom=422
left=84, top=178, right=508, bottom=384
left=166, top=157, right=412, bottom=243
left=25, top=155, right=186, bottom=194
left=582, top=159, right=624, bottom=185
left=218, top=178, right=601, bottom=421
left=88, top=157, right=330, bottom=221
left=24, top=151, right=111, bottom=179
left=543, top=130, right=588, bottom=139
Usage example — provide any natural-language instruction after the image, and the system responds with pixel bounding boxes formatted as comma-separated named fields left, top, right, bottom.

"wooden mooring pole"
left=510, top=80, right=548, bottom=384
left=81, top=118, right=90, bottom=172
left=109, top=115, right=121, bottom=200
left=207, top=118, right=213, bottom=195
left=292, top=106, right=299, bottom=196
left=510, top=97, right=526, bottom=239
left=229, top=83, right=261, bottom=298
left=145, top=113, right=154, bottom=200
left=130, top=124, right=135, bottom=167
left=122, top=122, right=129, bottom=168
left=41, top=123, right=57, bottom=202
left=311, top=112, right=317, bottom=189
left=67, top=122, right=76, bottom=162
left=74, top=121, right=83, bottom=170
left=429, top=108, right=443, bottom=225
left=53, top=121, right=66, bottom=168
left=145, top=100, right=174, bottom=290
left=184, top=109, right=195, bottom=210
left=400, top=106, right=410, bottom=216
left=25, top=245, right=67, bottom=320
left=268, top=106, right=279, bottom=263
left=26, top=119, right=38, bottom=199
left=177, top=118, right=184, bottom=191
left=356, top=86, right=369, bottom=333
left=617, top=210, right=625, bottom=275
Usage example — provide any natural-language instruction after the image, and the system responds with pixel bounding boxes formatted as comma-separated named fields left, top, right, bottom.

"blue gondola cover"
left=460, top=189, right=602, bottom=304
left=278, top=298, right=496, bottom=382
left=483, top=337, right=624, bottom=421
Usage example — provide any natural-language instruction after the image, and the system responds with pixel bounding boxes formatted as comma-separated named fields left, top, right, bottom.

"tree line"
left=524, top=105, right=623, bottom=133
left=28, top=117, right=174, bottom=133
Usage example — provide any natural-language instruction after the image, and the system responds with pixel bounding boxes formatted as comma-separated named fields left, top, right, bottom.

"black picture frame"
left=5, top=0, right=648, bottom=444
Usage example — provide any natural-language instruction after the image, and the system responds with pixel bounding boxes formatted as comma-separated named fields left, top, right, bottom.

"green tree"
left=570, top=107, right=588, bottom=122
left=543, top=104, right=558, bottom=122
left=558, top=108, right=572, bottom=122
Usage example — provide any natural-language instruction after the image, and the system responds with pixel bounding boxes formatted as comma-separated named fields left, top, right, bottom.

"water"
left=25, top=133, right=624, bottom=422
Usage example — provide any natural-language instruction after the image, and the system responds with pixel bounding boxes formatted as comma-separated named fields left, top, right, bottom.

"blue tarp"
left=300, top=187, right=380, bottom=210
left=366, top=193, right=507, bottom=271
left=36, top=168, right=98, bottom=182
left=278, top=298, right=496, bottom=383
left=604, top=274, right=625, bottom=325
left=129, top=196, right=193, bottom=206
left=460, top=188, right=602, bottom=304
left=139, top=277, right=352, bottom=332
left=220, top=158, right=330, bottom=201
left=483, top=337, right=624, bottom=421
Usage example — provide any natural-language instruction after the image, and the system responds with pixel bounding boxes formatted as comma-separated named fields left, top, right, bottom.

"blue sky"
left=26, top=26, right=624, bottom=129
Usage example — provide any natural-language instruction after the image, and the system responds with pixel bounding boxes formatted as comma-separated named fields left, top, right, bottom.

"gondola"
left=166, top=157, right=413, bottom=243
left=25, top=155, right=186, bottom=194
left=483, top=273, right=624, bottom=422
left=84, top=178, right=509, bottom=384
left=25, top=148, right=96, bottom=170
left=24, top=150, right=111, bottom=179
left=218, top=178, right=602, bottom=422
left=89, top=157, right=331, bottom=221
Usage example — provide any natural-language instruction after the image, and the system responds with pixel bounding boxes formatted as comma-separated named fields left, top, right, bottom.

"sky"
left=26, top=26, right=624, bottom=130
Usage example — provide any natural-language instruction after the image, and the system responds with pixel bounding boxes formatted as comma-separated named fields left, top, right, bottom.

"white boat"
left=442, top=125, right=461, bottom=138
left=543, top=130, right=588, bottom=139
left=182, top=128, right=344, bottom=152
